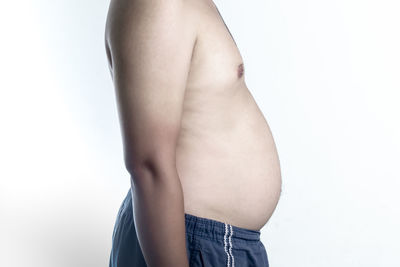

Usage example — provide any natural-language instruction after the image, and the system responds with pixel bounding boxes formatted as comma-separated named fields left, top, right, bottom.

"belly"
left=176, top=85, right=282, bottom=231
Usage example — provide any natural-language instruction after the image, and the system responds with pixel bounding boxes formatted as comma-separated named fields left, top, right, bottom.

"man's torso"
left=175, top=0, right=282, bottom=231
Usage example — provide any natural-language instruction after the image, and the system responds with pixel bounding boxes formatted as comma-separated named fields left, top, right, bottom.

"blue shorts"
left=109, top=189, right=269, bottom=267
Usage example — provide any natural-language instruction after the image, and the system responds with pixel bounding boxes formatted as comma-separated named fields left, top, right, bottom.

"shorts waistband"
left=184, top=212, right=260, bottom=242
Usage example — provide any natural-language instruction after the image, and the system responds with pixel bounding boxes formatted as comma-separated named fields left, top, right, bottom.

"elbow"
left=125, top=152, right=177, bottom=183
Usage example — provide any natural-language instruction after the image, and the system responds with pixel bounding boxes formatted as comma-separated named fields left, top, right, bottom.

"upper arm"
left=105, top=0, right=197, bottom=174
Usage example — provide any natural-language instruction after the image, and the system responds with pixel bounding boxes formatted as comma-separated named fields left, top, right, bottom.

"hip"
left=109, top=189, right=270, bottom=267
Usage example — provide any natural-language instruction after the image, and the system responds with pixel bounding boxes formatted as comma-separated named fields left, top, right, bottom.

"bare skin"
left=177, top=0, right=282, bottom=232
left=105, top=0, right=281, bottom=266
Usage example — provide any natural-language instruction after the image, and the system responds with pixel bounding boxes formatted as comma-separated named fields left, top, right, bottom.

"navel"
left=238, top=63, right=244, bottom=78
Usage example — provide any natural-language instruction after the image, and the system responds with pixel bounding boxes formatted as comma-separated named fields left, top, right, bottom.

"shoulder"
left=105, top=0, right=199, bottom=43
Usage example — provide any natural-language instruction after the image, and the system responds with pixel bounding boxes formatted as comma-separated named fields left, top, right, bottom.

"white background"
left=1, top=0, right=399, bottom=266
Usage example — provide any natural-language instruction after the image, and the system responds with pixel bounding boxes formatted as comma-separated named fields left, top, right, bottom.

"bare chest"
left=185, top=1, right=245, bottom=92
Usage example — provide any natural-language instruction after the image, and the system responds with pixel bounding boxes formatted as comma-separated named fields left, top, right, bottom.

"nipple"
left=238, top=63, right=244, bottom=78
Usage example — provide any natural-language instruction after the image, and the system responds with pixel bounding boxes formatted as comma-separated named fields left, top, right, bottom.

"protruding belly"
left=176, top=85, right=282, bottom=231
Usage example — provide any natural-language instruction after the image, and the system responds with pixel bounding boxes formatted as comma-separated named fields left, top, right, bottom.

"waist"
left=185, top=212, right=261, bottom=244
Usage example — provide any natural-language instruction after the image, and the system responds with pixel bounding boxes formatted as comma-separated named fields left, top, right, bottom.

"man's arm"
left=105, top=0, right=197, bottom=266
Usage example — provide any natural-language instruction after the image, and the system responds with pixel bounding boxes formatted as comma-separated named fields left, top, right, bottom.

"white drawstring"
left=224, top=223, right=230, bottom=267
left=224, top=223, right=234, bottom=267
left=229, top=224, right=234, bottom=267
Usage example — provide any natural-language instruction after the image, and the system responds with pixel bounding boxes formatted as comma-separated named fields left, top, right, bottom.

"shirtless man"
left=105, top=0, right=282, bottom=266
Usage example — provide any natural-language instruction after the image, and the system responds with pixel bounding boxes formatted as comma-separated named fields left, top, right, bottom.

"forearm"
left=129, top=166, right=189, bottom=267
